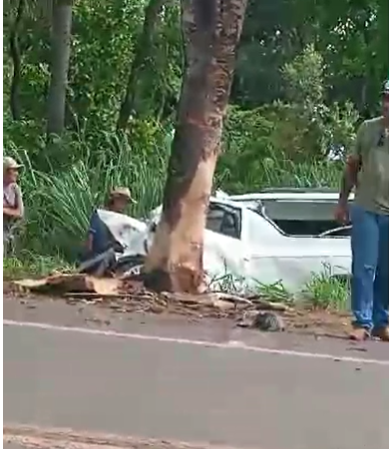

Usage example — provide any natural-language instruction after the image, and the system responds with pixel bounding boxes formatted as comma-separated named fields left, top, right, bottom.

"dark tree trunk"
left=9, top=0, right=26, bottom=120
left=46, top=0, right=73, bottom=136
left=145, top=0, right=248, bottom=293
left=117, top=0, right=166, bottom=130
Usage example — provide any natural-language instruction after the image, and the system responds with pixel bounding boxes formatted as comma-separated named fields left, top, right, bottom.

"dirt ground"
left=3, top=425, right=221, bottom=449
left=3, top=280, right=352, bottom=339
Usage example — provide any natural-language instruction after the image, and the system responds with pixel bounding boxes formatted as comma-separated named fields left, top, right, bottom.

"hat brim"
left=111, top=193, right=137, bottom=203
left=5, top=164, right=23, bottom=170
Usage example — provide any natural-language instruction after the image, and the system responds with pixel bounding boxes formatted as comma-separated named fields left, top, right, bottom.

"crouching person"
left=3, top=157, right=24, bottom=257
left=80, top=187, right=134, bottom=276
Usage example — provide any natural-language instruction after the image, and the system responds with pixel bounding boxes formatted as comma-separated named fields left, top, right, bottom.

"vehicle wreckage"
left=81, top=189, right=353, bottom=293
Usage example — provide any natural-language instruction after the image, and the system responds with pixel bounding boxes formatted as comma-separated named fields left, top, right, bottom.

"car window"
left=206, top=204, right=241, bottom=239
left=253, top=201, right=351, bottom=237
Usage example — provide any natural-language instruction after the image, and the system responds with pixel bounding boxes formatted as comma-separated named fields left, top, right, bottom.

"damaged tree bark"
left=145, top=0, right=248, bottom=293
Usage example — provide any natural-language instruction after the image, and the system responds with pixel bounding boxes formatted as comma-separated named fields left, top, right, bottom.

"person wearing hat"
left=82, top=187, right=135, bottom=276
left=335, top=80, right=389, bottom=341
left=3, top=157, right=24, bottom=256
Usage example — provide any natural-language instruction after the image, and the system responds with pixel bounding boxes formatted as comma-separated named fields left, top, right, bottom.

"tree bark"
left=9, top=0, right=26, bottom=120
left=117, top=0, right=166, bottom=131
left=46, top=0, right=73, bottom=136
left=144, top=0, right=248, bottom=293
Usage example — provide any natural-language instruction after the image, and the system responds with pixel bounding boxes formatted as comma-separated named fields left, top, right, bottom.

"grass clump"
left=303, top=265, right=350, bottom=311
left=209, top=268, right=349, bottom=311
left=3, top=251, right=75, bottom=280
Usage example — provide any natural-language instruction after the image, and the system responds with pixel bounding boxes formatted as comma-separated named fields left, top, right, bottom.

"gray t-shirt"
left=3, top=182, right=24, bottom=237
left=352, top=117, right=389, bottom=214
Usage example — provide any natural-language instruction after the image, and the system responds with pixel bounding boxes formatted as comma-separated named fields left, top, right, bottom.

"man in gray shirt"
left=3, top=157, right=24, bottom=256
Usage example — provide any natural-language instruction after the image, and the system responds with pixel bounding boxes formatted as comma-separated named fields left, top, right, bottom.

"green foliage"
left=218, top=46, right=359, bottom=193
left=235, top=0, right=387, bottom=114
left=280, top=45, right=359, bottom=158
left=69, top=0, right=144, bottom=127
left=283, top=44, right=325, bottom=106
left=4, top=0, right=182, bottom=128
left=3, top=251, right=74, bottom=280
left=304, top=265, right=350, bottom=311
left=3, top=0, right=374, bottom=279
left=6, top=121, right=168, bottom=260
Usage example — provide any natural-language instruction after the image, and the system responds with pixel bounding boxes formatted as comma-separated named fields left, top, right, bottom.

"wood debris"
left=13, top=273, right=291, bottom=322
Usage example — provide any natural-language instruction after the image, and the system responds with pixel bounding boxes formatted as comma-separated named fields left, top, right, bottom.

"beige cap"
left=4, top=156, right=23, bottom=171
left=110, top=187, right=136, bottom=203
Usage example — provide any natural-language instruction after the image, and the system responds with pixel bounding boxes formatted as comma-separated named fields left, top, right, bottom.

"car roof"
left=260, top=187, right=339, bottom=193
left=229, top=189, right=354, bottom=202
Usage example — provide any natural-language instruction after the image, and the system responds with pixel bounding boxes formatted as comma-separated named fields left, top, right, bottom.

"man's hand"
left=3, top=206, right=22, bottom=218
left=334, top=202, right=349, bottom=224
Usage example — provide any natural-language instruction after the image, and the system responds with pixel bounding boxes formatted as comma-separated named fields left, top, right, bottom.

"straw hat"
left=110, top=187, right=136, bottom=203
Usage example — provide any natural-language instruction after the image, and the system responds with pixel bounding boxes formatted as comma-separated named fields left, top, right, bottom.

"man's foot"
left=349, top=327, right=370, bottom=341
left=372, top=326, right=389, bottom=342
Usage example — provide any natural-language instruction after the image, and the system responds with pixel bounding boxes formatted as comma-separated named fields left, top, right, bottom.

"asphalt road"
left=3, top=300, right=389, bottom=449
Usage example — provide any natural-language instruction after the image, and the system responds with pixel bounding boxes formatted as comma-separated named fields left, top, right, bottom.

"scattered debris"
left=347, top=346, right=368, bottom=353
left=11, top=274, right=355, bottom=338
left=12, top=273, right=292, bottom=326
left=15, top=274, right=122, bottom=296
left=237, top=310, right=285, bottom=331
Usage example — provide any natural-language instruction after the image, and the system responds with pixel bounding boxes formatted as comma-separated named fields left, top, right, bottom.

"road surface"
left=3, top=297, right=389, bottom=449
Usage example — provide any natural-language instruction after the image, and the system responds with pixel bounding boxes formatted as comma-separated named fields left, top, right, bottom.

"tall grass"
left=9, top=130, right=168, bottom=259
left=7, top=124, right=344, bottom=261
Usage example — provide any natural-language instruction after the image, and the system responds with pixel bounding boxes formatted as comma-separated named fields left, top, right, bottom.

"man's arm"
left=338, top=122, right=365, bottom=205
left=3, top=207, right=22, bottom=218
left=86, top=232, right=94, bottom=252
left=3, top=185, right=24, bottom=219
left=338, top=155, right=361, bottom=205
left=85, top=211, right=99, bottom=253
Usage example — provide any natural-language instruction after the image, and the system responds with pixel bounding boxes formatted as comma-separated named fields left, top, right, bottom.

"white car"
left=97, top=189, right=352, bottom=293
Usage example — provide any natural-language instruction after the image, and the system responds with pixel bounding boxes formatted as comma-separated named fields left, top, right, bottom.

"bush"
left=218, top=106, right=346, bottom=193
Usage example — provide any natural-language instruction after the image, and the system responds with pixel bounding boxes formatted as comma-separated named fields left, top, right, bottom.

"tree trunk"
left=144, top=0, right=248, bottom=293
left=46, top=0, right=73, bottom=136
left=117, top=0, right=165, bottom=131
left=9, top=0, right=26, bottom=120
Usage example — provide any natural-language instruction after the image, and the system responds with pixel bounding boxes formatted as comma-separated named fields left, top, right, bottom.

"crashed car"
left=95, top=191, right=352, bottom=293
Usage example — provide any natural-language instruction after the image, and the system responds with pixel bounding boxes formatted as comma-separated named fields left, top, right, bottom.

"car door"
left=204, top=202, right=247, bottom=286
left=242, top=208, right=351, bottom=292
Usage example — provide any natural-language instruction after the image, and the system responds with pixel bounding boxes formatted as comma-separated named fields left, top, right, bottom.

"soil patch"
left=3, top=425, right=224, bottom=449
left=5, top=276, right=352, bottom=339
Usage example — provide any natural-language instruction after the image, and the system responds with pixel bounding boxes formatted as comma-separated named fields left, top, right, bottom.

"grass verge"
left=3, top=252, right=75, bottom=280
left=3, top=254, right=349, bottom=313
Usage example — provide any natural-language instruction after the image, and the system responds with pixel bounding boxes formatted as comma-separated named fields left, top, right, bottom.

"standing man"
left=335, top=81, right=389, bottom=341
left=3, top=156, right=25, bottom=256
